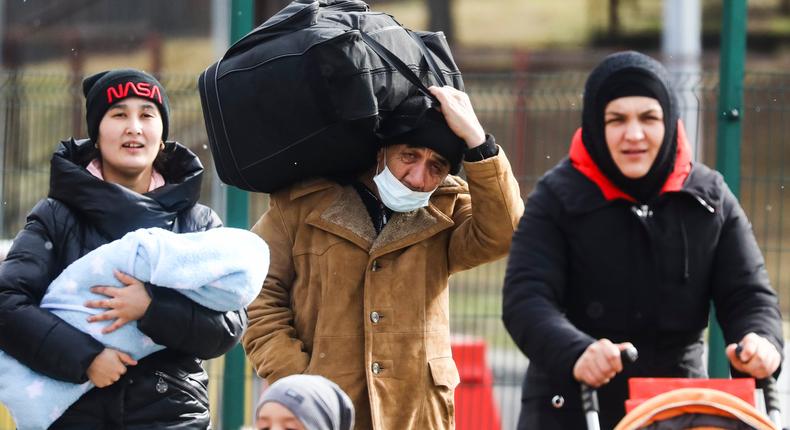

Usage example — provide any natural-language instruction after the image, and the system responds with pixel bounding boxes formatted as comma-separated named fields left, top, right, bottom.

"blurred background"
left=2, top=0, right=790, bottom=429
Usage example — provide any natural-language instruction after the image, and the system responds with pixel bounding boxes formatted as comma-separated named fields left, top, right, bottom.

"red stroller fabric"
left=625, top=378, right=757, bottom=412
left=614, top=387, right=778, bottom=430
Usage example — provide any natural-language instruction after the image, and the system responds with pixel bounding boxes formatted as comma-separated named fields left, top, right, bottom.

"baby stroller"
left=582, top=347, right=785, bottom=429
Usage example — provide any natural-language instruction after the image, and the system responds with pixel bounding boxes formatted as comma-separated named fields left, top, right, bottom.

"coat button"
left=370, top=311, right=381, bottom=324
left=371, top=260, right=380, bottom=272
left=551, top=395, right=564, bottom=408
left=371, top=362, right=382, bottom=375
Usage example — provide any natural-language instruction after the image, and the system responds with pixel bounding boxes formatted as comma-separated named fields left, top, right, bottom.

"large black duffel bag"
left=198, top=0, right=463, bottom=192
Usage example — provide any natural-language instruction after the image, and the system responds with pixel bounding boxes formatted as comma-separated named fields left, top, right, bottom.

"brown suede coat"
left=243, top=150, right=523, bottom=430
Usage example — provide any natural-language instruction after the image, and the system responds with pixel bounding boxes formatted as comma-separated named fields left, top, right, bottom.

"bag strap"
left=321, top=0, right=369, bottom=11
left=407, top=30, right=447, bottom=87
left=358, top=30, right=440, bottom=105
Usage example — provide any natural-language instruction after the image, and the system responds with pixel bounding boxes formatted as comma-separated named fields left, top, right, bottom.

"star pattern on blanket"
left=85, top=323, right=104, bottom=339
left=141, top=335, right=154, bottom=348
left=206, top=261, right=224, bottom=277
left=49, top=406, right=63, bottom=421
left=0, top=227, right=269, bottom=429
left=62, top=279, right=77, bottom=293
left=90, top=255, right=105, bottom=275
left=25, top=380, right=43, bottom=399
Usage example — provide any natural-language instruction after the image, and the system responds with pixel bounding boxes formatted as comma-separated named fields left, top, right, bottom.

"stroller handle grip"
left=581, top=346, right=639, bottom=413
left=756, top=377, right=783, bottom=429
left=580, top=346, right=638, bottom=430
left=734, top=343, right=783, bottom=429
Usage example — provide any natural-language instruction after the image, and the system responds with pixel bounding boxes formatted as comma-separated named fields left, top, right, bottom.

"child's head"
left=256, top=374, right=354, bottom=430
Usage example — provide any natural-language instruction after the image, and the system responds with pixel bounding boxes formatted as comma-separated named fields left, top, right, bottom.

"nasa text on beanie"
left=82, top=68, right=170, bottom=143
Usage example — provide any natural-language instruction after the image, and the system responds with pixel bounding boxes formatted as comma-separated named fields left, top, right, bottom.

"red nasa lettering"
left=106, top=81, right=163, bottom=104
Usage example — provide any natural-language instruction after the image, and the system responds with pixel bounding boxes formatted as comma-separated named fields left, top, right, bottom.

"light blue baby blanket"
left=0, top=226, right=268, bottom=429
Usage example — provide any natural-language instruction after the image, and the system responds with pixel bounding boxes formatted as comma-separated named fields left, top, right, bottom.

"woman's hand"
left=428, top=85, right=486, bottom=149
left=85, top=270, right=152, bottom=334
left=726, top=332, right=781, bottom=379
left=573, top=339, right=634, bottom=388
left=86, top=348, right=137, bottom=388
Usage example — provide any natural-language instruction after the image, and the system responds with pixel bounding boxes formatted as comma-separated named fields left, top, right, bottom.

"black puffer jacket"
left=0, top=138, right=246, bottom=429
left=502, top=132, right=783, bottom=429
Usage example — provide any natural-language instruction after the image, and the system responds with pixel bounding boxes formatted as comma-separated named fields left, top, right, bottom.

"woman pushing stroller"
left=502, top=51, right=783, bottom=429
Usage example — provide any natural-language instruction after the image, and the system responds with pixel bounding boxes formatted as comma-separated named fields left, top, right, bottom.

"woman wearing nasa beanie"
left=0, top=68, right=244, bottom=428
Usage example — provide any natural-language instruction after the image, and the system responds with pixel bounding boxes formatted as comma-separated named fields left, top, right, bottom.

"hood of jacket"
left=581, top=50, right=679, bottom=203
left=48, top=138, right=204, bottom=240
left=546, top=119, right=721, bottom=215
left=571, top=119, right=691, bottom=202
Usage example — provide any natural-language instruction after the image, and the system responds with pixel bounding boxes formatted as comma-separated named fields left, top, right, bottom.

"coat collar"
left=569, top=119, right=692, bottom=203
left=48, top=138, right=203, bottom=240
left=551, top=120, right=716, bottom=214
left=291, top=176, right=460, bottom=255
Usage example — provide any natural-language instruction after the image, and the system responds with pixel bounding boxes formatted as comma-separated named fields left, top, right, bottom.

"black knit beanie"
left=581, top=51, right=678, bottom=203
left=377, top=96, right=466, bottom=175
left=82, top=68, right=170, bottom=143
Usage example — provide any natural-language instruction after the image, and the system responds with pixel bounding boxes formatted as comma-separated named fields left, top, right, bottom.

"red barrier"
left=452, top=338, right=502, bottom=430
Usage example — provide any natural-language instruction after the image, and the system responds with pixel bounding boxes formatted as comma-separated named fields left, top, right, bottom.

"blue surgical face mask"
left=373, top=163, right=435, bottom=212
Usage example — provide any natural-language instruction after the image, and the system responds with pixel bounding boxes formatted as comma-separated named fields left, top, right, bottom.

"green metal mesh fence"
left=0, top=70, right=788, bottom=429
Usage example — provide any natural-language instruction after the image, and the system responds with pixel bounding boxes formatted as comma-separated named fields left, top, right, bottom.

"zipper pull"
left=631, top=204, right=653, bottom=218
left=155, top=375, right=169, bottom=393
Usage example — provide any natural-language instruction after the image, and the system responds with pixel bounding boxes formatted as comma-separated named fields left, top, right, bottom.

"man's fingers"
left=427, top=86, right=446, bottom=103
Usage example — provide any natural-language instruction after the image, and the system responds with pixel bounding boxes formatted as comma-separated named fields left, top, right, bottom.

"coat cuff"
left=464, top=134, right=498, bottom=162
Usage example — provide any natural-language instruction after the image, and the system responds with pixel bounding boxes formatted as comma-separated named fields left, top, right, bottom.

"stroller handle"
left=757, top=377, right=783, bottom=428
left=581, top=346, right=639, bottom=430
left=735, top=343, right=784, bottom=428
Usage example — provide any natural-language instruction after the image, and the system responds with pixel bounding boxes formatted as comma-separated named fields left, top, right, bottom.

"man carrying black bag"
left=242, top=85, right=524, bottom=430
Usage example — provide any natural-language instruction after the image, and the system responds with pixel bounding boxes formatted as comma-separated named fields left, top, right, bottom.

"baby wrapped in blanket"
left=0, top=226, right=268, bottom=430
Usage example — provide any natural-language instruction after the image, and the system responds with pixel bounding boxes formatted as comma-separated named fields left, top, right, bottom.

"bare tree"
left=608, top=0, right=621, bottom=38
left=255, top=0, right=292, bottom=23
left=427, top=0, right=454, bottom=45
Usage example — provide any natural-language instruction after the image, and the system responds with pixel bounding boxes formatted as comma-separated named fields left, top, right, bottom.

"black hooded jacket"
left=502, top=52, right=783, bottom=430
left=0, top=138, right=246, bottom=428
left=502, top=148, right=783, bottom=430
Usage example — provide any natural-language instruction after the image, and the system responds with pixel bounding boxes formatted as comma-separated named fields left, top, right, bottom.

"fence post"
left=1, top=33, right=21, bottom=238
left=711, top=0, right=747, bottom=378
left=66, top=30, right=84, bottom=138
left=221, top=1, right=254, bottom=429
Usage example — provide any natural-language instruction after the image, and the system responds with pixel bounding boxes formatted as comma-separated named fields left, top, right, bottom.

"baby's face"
left=256, top=402, right=306, bottom=430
